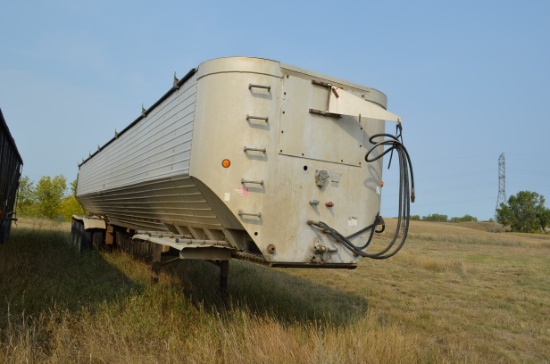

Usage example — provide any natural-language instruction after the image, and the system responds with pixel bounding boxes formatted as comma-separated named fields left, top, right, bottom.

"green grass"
left=1, top=218, right=549, bottom=363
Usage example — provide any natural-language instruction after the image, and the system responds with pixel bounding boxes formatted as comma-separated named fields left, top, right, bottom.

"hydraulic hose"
left=308, top=123, right=415, bottom=259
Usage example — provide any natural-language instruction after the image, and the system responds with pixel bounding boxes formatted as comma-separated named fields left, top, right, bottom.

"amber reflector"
left=222, top=159, right=231, bottom=168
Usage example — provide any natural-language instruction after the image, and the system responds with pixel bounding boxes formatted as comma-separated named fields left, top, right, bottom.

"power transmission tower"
left=493, top=153, right=506, bottom=232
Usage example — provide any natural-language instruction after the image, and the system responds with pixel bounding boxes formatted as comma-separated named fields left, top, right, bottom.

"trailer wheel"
left=70, top=219, right=79, bottom=248
left=92, top=230, right=105, bottom=250
left=71, top=219, right=92, bottom=252
left=81, top=224, right=92, bottom=252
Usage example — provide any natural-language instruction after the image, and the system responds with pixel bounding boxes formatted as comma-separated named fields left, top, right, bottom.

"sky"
left=1, top=0, right=549, bottom=221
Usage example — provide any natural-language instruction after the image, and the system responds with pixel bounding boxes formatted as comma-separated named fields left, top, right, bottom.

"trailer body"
left=0, top=108, right=23, bottom=243
left=76, top=57, right=407, bottom=268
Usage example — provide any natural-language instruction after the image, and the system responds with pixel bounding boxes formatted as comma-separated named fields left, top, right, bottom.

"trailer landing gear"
left=212, top=260, right=229, bottom=293
left=149, top=247, right=230, bottom=294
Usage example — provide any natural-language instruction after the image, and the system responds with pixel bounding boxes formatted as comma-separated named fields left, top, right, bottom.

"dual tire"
left=70, top=219, right=105, bottom=252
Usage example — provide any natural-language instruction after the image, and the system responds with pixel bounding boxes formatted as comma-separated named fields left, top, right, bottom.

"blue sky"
left=1, top=0, right=549, bottom=221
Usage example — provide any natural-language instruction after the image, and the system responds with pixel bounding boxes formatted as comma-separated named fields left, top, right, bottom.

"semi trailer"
left=0, top=108, right=23, bottom=243
left=72, top=57, right=414, bottom=288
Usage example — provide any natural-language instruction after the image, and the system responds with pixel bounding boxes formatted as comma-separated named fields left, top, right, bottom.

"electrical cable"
left=308, top=123, right=415, bottom=259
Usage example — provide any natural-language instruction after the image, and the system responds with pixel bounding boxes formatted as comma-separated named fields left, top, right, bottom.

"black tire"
left=81, top=225, right=92, bottom=252
left=92, top=230, right=105, bottom=250
left=70, top=219, right=79, bottom=248
left=72, top=220, right=92, bottom=252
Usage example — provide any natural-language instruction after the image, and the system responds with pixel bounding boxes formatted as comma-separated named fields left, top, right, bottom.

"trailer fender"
left=72, top=215, right=107, bottom=231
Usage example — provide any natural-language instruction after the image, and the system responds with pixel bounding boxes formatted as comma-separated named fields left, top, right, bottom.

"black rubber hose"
left=308, top=125, right=414, bottom=260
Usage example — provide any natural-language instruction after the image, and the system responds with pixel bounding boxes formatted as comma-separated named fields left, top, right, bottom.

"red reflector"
left=325, top=201, right=334, bottom=207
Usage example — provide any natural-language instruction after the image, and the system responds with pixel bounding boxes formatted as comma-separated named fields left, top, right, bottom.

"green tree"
left=423, top=214, right=448, bottom=222
left=497, top=191, right=549, bottom=233
left=538, top=208, right=550, bottom=232
left=59, top=196, right=85, bottom=219
left=59, top=179, right=85, bottom=219
left=34, top=175, right=67, bottom=219
left=16, top=176, right=37, bottom=216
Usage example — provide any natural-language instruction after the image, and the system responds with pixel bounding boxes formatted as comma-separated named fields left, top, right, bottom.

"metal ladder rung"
left=246, top=115, right=269, bottom=123
left=248, top=84, right=271, bottom=92
left=243, top=146, right=266, bottom=154
left=241, top=179, right=264, bottom=186
left=238, top=210, right=262, bottom=218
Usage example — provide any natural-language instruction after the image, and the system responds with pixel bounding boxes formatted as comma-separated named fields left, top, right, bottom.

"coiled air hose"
left=308, top=123, right=415, bottom=259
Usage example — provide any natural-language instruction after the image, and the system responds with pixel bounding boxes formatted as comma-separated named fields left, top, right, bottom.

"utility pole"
left=493, top=153, right=506, bottom=232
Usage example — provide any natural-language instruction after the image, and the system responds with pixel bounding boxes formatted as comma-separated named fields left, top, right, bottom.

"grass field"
left=1, top=218, right=549, bottom=363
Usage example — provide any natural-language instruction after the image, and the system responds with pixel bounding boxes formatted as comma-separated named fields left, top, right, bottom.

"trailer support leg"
left=151, top=244, right=162, bottom=284
left=220, top=260, right=229, bottom=293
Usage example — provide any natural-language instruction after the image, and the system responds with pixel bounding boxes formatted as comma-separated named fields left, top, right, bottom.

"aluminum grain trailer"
left=0, top=108, right=23, bottom=243
left=73, top=57, right=414, bottom=288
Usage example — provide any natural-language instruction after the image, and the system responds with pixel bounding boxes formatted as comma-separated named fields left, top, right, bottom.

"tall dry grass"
left=1, top=218, right=549, bottom=363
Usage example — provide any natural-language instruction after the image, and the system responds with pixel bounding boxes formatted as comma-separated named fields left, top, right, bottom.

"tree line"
left=410, top=190, right=549, bottom=233
left=16, top=175, right=84, bottom=221
left=409, top=214, right=478, bottom=223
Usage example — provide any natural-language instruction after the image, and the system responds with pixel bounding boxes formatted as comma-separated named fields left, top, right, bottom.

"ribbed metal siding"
left=77, top=176, right=222, bottom=231
left=77, top=74, right=198, bottom=195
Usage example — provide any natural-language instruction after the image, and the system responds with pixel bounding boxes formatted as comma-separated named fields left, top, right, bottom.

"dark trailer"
left=0, top=108, right=23, bottom=243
